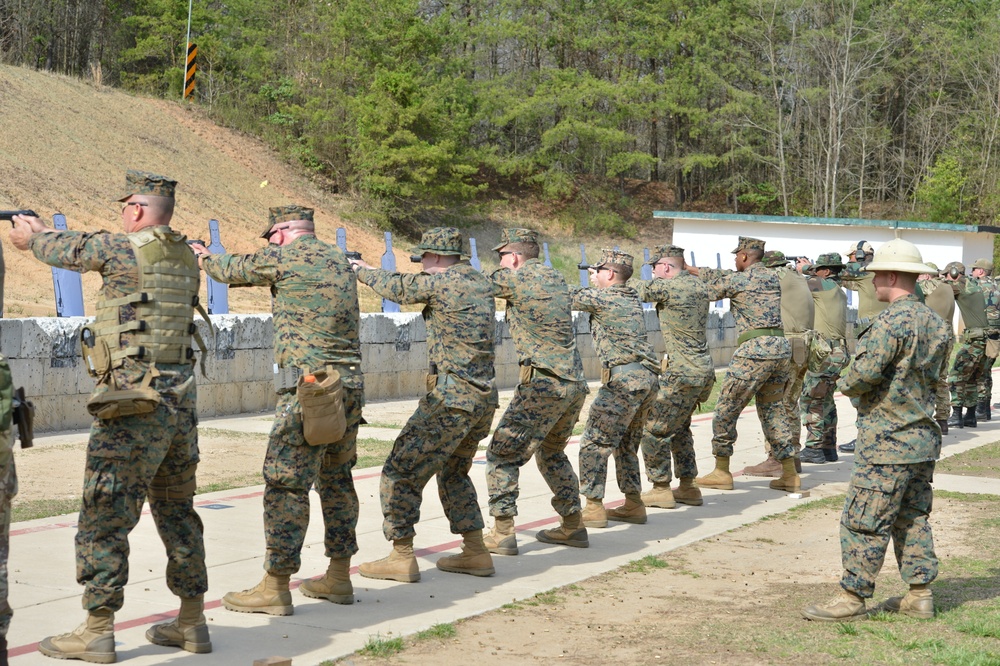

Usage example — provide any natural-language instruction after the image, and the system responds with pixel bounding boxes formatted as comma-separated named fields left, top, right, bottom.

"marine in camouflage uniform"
left=13, top=171, right=210, bottom=660
left=971, top=259, right=1000, bottom=420
left=837, top=240, right=889, bottom=453
left=693, top=237, right=799, bottom=492
left=798, top=253, right=849, bottom=463
left=943, top=262, right=988, bottom=429
left=571, top=249, right=659, bottom=528
left=803, top=239, right=950, bottom=622
left=916, top=264, right=955, bottom=431
left=484, top=229, right=590, bottom=555
left=0, top=356, right=18, bottom=661
left=629, top=244, right=714, bottom=509
left=354, top=228, right=499, bottom=582
left=199, top=205, right=364, bottom=613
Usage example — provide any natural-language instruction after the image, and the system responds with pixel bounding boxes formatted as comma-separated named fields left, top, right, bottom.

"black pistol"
left=577, top=263, right=592, bottom=271
left=1, top=210, right=38, bottom=226
left=345, top=250, right=362, bottom=261
left=186, top=239, right=206, bottom=247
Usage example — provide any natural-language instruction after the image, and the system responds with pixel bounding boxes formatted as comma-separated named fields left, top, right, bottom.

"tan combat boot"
left=673, top=477, right=704, bottom=506
left=436, top=530, right=496, bottom=577
left=483, top=516, right=518, bottom=556
left=359, top=537, right=420, bottom=583
left=883, top=584, right=934, bottom=619
left=641, top=482, right=676, bottom=509
left=742, top=455, right=782, bottom=477
left=222, top=573, right=293, bottom=616
left=607, top=493, right=647, bottom=524
left=146, top=595, right=212, bottom=653
left=801, top=589, right=867, bottom=622
left=769, top=457, right=801, bottom=492
left=536, top=511, right=589, bottom=548
left=581, top=497, right=608, bottom=528
left=300, top=557, right=354, bottom=604
left=695, top=456, right=734, bottom=490
left=38, top=607, right=116, bottom=663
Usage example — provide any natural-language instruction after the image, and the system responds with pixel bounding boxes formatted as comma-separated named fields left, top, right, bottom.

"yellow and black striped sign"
left=184, top=42, right=197, bottom=100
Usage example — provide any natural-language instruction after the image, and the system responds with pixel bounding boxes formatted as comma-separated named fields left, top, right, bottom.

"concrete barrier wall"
left=0, top=310, right=747, bottom=432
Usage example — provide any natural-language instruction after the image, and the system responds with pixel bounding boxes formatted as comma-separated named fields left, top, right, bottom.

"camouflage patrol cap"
left=762, top=250, right=789, bottom=268
left=492, top=228, right=538, bottom=251
left=645, top=244, right=685, bottom=265
left=945, top=261, right=966, bottom=275
left=116, top=169, right=177, bottom=202
left=410, top=227, right=469, bottom=260
left=924, top=262, right=940, bottom=273
left=731, top=236, right=766, bottom=254
left=593, top=248, right=634, bottom=270
left=973, top=258, right=994, bottom=273
left=813, top=252, right=845, bottom=269
left=261, top=205, right=314, bottom=238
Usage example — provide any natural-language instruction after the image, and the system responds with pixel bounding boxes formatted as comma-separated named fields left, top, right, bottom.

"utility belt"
left=736, top=327, right=784, bottom=346
left=963, top=327, right=986, bottom=342
left=600, top=361, right=649, bottom=384
left=274, top=362, right=360, bottom=393
left=426, top=363, right=494, bottom=394
left=518, top=362, right=571, bottom=385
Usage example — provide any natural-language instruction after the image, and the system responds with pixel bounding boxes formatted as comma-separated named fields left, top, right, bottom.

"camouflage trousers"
left=978, top=355, right=996, bottom=404
left=78, top=404, right=207, bottom=611
left=0, top=429, right=15, bottom=637
left=579, top=367, right=657, bottom=500
left=783, top=349, right=808, bottom=451
left=949, top=336, right=987, bottom=407
left=840, top=461, right=937, bottom=599
left=938, top=333, right=956, bottom=420
left=800, top=340, right=848, bottom=450
left=640, top=371, right=714, bottom=483
left=713, top=353, right=794, bottom=460
left=263, top=386, right=363, bottom=575
left=380, top=387, right=496, bottom=541
left=486, top=374, right=587, bottom=518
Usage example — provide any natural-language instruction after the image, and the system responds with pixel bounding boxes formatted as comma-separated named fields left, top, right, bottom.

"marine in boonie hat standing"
left=803, top=238, right=950, bottom=623
left=688, top=237, right=800, bottom=493
left=350, top=228, right=500, bottom=582
left=570, top=249, right=659, bottom=529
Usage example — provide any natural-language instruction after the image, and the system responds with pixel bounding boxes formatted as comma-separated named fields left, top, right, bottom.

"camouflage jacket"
left=807, top=275, right=847, bottom=340
left=841, top=261, right=889, bottom=323
left=629, top=271, right=713, bottom=378
left=571, top=284, right=658, bottom=374
left=30, top=229, right=196, bottom=408
left=980, top=276, right=1000, bottom=328
left=839, top=294, right=951, bottom=464
left=358, top=262, right=496, bottom=409
left=202, top=235, right=362, bottom=387
left=950, top=276, right=989, bottom=331
left=491, top=259, right=585, bottom=383
left=699, top=263, right=790, bottom=361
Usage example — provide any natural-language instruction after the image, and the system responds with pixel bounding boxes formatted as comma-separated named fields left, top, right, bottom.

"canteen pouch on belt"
left=790, top=335, right=809, bottom=366
left=298, top=369, right=346, bottom=446
left=987, top=333, right=1000, bottom=359
left=87, top=386, right=161, bottom=420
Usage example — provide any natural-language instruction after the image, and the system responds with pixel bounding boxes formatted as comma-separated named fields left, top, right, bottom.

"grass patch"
left=362, top=421, right=403, bottom=430
left=356, top=437, right=394, bottom=469
left=624, top=555, right=669, bottom=574
left=12, top=498, right=81, bottom=522
left=415, top=623, right=457, bottom=641
left=937, top=441, right=1000, bottom=479
left=503, top=589, right=564, bottom=610
left=358, top=634, right=405, bottom=657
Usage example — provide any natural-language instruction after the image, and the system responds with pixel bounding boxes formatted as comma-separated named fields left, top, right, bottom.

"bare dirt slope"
left=0, top=65, right=409, bottom=316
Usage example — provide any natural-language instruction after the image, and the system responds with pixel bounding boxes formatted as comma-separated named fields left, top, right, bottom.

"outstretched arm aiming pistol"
left=1, top=210, right=37, bottom=225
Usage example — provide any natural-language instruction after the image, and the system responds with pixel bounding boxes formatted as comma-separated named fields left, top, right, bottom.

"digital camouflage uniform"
left=488, top=235, right=587, bottom=520
left=28, top=209, right=208, bottom=613
left=945, top=270, right=988, bottom=410
left=800, top=254, right=849, bottom=452
left=0, top=356, right=17, bottom=643
left=202, top=207, right=364, bottom=575
left=571, top=250, right=658, bottom=501
left=357, top=235, right=497, bottom=541
left=630, top=247, right=714, bottom=485
left=837, top=294, right=950, bottom=599
left=765, top=253, right=814, bottom=452
left=699, top=243, right=795, bottom=462
left=916, top=276, right=956, bottom=422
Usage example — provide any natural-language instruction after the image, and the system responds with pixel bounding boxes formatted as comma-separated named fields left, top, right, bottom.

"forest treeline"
left=3, top=0, right=999, bottom=228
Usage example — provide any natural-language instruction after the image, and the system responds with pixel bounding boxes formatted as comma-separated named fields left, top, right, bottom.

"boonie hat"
left=732, top=236, right=765, bottom=254
left=813, top=253, right=845, bottom=269
left=262, top=205, right=314, bottom=238
left=493, top=228, right=538, bottom=251
left=410, top=227, right=469, bottom=260
left=117, top=169, right=176, bottom=202
left=864, top=239, right=937, bottom=274
left=645, top=244, right=685, bottom=265
left=762, top=250, right=789, bottom=268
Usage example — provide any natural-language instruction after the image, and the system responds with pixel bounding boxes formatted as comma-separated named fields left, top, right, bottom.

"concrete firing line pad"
left=7, top=390, right=1000, bottom=664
